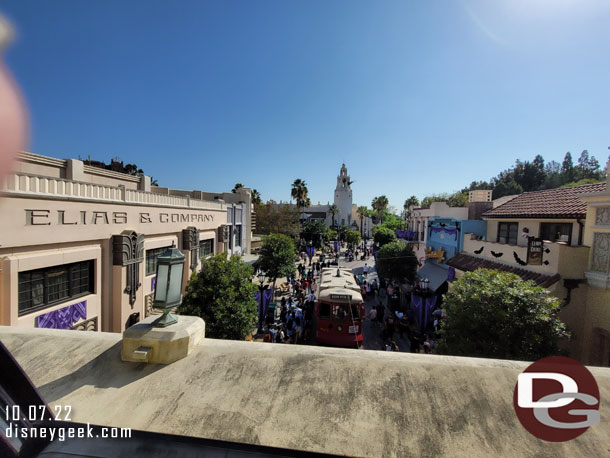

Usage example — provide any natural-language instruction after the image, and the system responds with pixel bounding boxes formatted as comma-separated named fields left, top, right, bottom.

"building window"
left=199, top=239, right=214, bottom=259
left=497, top=222, right=518, bottom=245
left=146, top=246, right=171, bottom=276
left=234, top=225, right=242, bottom=248
left=540, top=222, right=573, bottom=244
left=18, top=260, right=94, bottom=316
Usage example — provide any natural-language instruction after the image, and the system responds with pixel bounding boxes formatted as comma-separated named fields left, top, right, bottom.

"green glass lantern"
left=152, top=247, right=185, bottom=327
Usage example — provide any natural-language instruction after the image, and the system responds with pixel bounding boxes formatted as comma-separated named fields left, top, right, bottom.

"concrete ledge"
left=121, top=315, right=205, bottom=364
left=1, top=326, right=609, bottom=457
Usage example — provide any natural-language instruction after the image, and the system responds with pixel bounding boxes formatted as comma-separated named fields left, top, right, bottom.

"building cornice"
left=17, top=151, right=67, bottom=167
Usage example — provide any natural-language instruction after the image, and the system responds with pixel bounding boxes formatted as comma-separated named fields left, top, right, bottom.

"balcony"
left=462, top=234, right=590, bottom=279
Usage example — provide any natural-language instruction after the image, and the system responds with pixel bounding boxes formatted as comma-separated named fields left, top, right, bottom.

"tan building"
left=447, top=180, right=608, bottom=364
left=579, top=164, right=610, bottom=366
left=0, top=152, right=252, bottom=333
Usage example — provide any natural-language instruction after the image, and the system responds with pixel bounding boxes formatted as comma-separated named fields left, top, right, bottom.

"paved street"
left=338, top=253, right=412, bottom=352
left=261, top=245, right=412, bottom=353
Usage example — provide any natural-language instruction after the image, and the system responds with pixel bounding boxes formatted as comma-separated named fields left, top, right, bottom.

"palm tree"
left=357, top=206, right=368, bottom=237
left=251, top=189, right=262, bottom=205
left=232, top=183, right=244, bottom=193
left=328, top=204, right=339, bottom=228
left=403, top=195, right=419, bottom=220
left=291, top=179, right=310, bottom=213
left=371, top=195, right=389, bottom=224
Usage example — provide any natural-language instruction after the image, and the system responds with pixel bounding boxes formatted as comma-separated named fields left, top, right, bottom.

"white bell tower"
left=334, top=163, right=353, bottom=227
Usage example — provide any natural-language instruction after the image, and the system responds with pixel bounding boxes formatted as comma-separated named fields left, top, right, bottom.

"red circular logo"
left=513, top=356, right=600, bottom=442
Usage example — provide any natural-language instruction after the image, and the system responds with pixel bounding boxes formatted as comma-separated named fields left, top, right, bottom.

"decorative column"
left=112, top=230, right=144, bottom=331
left=182, top=226, right=200, bottom=272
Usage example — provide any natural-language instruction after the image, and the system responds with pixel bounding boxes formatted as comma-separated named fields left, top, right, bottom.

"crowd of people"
left=262, top=264, right=319, bottom=344
left=261, top=242, right=447, bottom=356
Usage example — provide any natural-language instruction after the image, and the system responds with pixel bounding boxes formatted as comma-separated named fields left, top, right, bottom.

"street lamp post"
left=257, top=270, right=266, bottom=333
left=419, top=277, right=430, bottom=332
left=152, top=247, right=186, bottom=328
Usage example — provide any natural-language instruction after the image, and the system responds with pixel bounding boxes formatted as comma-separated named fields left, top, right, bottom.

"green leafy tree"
left=561, top=152, right=575, bottom=184
left=254, top=204, right=300, bottom=237
left=544, top=160, right=561, bottom=189
left=376, top=241, right=418, bottom=284
left=380, top=213, right=404, bottom=231
left=259, top=234, right=296, bottom=287
left=328, top=204, right=339, bottom=228
left=447, top=191, right=468, bottom=207
left=336, top=225, right=351, bottom=242
left=345, top=230, right=361, bottom=245
left=373, top=226, right=397, bottom=248
left=232, top=183, right=244, bottom=193
left=559, top=178, right=605, bottom=188
left=420, top=191, right=466, bottom=208
left=492, top=178, right=522, bottom=199
left=436, top=269, right=569, bottom=360
left=300, top=219, right=329, bottom=247
left=328, top=229, right=338, bottom=241
left=179, top=254, right=258, bottom=340
left=124, top=163, right=144, bottom=176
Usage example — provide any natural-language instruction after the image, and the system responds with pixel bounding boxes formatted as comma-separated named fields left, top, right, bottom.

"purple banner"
left=396, top=230, right=417, bottom=241
left=37, top=301, right=87, bottom=329
left=447, top=267, right=455, bottom=282
left=255, top=288, right=274, bottom=317
left=306, top=246, right=316, bottom=259
left=333, top=241, right=339, bottom=252
left=430, top=226, right=458, bottom=240
left=424, top=296, right=437, bottom=330
left=411, top=294, right=423, bottom=328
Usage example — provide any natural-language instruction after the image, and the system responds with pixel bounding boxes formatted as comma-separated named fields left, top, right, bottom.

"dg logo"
left=513, top=356, right=600, bottom=442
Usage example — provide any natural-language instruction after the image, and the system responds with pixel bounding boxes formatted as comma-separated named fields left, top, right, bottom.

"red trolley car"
left=315, top=268, right=365, bottom=348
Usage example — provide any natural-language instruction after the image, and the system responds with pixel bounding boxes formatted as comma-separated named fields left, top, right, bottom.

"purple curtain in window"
left=37, top=301, right=87, bottom=329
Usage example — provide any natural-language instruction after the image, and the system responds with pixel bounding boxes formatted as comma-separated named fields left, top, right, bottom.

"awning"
left=446, top=253, right=560, bottom=288
left=417, top=262, right=449, bottom=293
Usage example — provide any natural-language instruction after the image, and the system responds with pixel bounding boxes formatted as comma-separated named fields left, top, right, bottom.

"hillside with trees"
left=419, top=150, right=608, bottom=207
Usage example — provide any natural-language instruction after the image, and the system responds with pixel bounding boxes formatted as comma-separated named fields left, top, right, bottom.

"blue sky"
left=2, top=0, right=610, bottom=210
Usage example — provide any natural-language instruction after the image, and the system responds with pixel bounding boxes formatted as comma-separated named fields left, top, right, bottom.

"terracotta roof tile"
left=483, top=183, right=606, bottom=219
left=446, top=253, right=561, bottom=288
